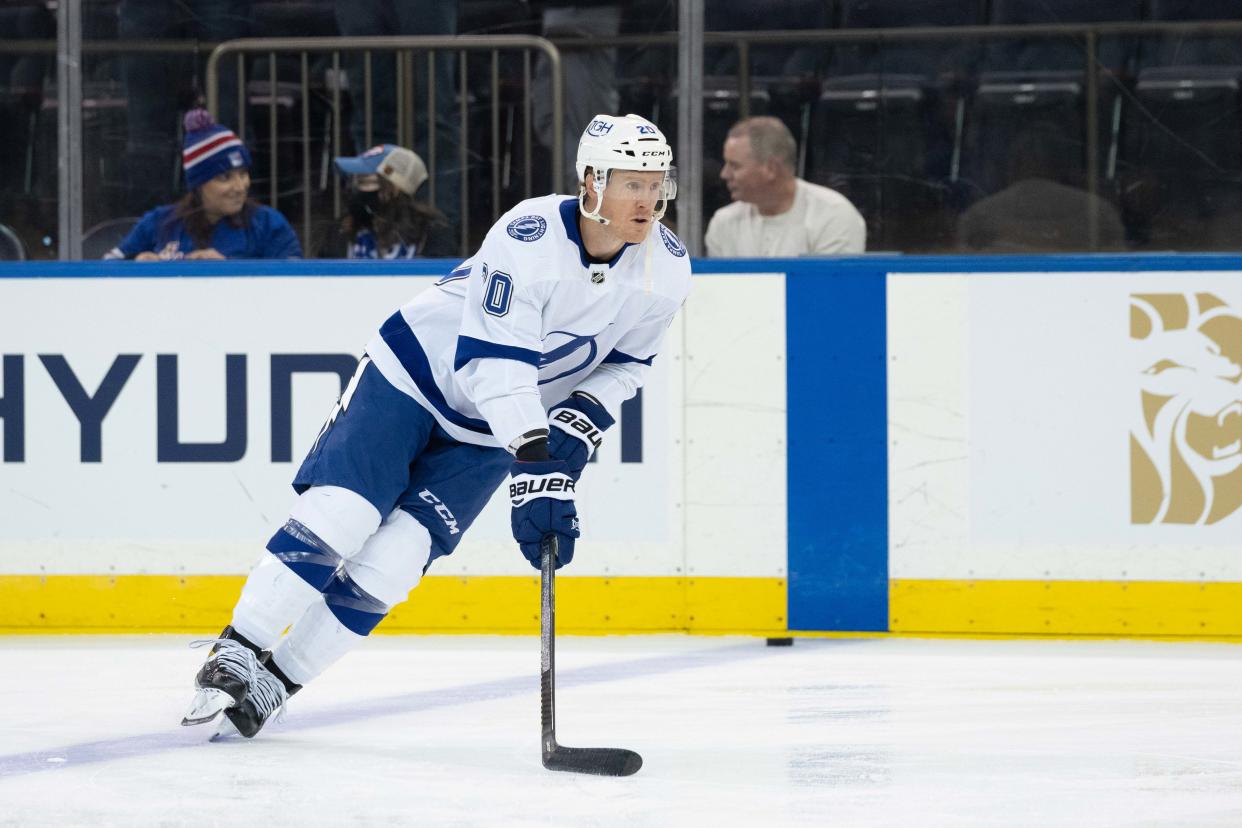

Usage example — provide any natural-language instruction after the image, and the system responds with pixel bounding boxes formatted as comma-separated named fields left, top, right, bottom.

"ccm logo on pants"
left=417, top=488, right=460, bottom=535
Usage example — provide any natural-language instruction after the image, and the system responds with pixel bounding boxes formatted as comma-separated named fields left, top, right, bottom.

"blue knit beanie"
left=182, top=109, right=252, bottom=190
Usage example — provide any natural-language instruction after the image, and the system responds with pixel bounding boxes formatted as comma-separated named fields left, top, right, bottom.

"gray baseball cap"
left=334, top=144, right=428, bottom=195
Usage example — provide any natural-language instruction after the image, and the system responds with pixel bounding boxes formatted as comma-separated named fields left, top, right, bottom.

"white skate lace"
left=190, top=639, right=289, bottom=724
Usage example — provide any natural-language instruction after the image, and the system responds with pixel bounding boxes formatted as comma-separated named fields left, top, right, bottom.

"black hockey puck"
left=765, top=637, right=794, bottom=647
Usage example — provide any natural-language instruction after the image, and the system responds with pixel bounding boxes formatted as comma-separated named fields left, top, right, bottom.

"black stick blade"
left=543, top=745, right=643, bottom=777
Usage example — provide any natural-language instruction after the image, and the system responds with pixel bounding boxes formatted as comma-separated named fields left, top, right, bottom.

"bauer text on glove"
left=509, top=459, right=580, bottom=569
left=546, top=391, right=615, bottom=480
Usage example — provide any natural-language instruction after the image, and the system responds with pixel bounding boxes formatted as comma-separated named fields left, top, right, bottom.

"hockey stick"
left=540, top=534, right=643, bottom=776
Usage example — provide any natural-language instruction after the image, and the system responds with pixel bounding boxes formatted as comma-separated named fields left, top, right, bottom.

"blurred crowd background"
left=4, top=0, right=1242, bottom=258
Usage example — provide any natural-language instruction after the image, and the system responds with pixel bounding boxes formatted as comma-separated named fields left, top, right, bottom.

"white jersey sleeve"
left=452, top=229, right=553, bottom=451
left=574, top=310, right=677, bottom=415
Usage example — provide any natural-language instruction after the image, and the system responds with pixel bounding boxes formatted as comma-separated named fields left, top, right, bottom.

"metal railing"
left=14, top=18, right=1242, bottom=255
left=554, top=20, right=1242, bottom=250
left=205, top=35, right=562, bottom=255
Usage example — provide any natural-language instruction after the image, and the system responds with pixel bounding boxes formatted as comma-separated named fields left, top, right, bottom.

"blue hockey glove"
left=509, top=458, right=580, bottom=569
left=547, top=392, right=615, bottom=480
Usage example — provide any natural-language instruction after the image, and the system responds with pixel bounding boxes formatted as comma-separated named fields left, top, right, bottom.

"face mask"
left=349, top=190, right=381, bottom=227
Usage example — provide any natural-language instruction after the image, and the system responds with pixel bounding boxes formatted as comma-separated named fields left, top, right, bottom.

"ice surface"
left=1, top=635, right=1241, bottom=827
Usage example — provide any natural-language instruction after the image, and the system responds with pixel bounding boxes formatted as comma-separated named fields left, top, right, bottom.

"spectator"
left=957, top=129, right=1126, bottom=253
left=118, top=0, right=251, bottom=215
left=706, top=117, right=866, bottom=257
left=956, top=179, right=1126, bottom=253
left=318, top=144, right=454, bottom=259
left=334, top=0, right=461, bottom=235
left=105, top=110, right=301, bottom=260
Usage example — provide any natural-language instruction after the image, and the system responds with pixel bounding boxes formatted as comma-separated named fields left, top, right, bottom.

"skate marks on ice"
left=0, top=640, right=767, bottom=779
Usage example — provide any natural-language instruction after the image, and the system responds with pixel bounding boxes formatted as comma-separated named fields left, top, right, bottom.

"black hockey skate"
left=182, top=632, right=298, bottom=738
left=220, top=651, right=299, bottom=738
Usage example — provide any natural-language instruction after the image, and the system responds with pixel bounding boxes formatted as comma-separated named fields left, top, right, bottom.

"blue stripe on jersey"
left=435, top=263, right=471, bottom=286
left=558, top=198, right=631, bottom=269
left=454, top=335, right=542, bottom=372
left=378, top=312, right=492, bottom=435
left=602, top=348, right=655, bottom=366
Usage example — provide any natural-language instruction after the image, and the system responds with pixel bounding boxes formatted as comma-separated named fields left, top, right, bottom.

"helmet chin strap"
left=578, top=168, right=611, bottom=225
left=578, top=188, right=610, bottom=225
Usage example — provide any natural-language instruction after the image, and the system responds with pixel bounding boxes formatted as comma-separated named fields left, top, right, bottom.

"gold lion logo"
left=1132, top=292, right=1242, bottom=524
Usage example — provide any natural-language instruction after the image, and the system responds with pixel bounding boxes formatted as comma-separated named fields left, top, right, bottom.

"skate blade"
left=181, top=687, right=234, bottom=726
left=208, top=716, right=241, bottom=742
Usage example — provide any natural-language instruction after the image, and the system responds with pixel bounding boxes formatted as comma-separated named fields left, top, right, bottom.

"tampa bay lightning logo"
left=539, top=331, right=598, bottom=385
left=506, top=215, right=547, bottom=242
left=659, top=224, right=686, bottom=257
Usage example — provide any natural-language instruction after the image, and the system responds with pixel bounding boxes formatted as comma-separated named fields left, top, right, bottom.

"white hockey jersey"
left=365, top=195, right=692, bottom=450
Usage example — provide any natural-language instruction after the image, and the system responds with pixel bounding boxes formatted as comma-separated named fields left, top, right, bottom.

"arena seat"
left=1142, top=0, right=1242, bottom=69
left=1118, top=0, right=1242, bottom=247
left=983, top=0, right=1140, bottom=76
left=81, top=217, right=139, bottom=260
left=959, top=0, right=1142, bottom=201
left=827, top=0, right=980, bottom=82
left=0, top=223, right=26, bottom=261
left=811, top=0, right=982, bottom=250
left=704, top=0, right=832, bottom=77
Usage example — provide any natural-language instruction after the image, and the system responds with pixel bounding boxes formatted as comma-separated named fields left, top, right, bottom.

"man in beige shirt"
left=705, top=117, right=866, bottom=257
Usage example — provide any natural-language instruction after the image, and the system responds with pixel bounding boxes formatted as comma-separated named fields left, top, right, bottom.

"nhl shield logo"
left=590, top=268, right=606, bottom=285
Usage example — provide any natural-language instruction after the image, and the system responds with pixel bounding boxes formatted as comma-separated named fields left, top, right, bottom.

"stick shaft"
left=536, top=534, right=643, bottom=776
left=540, top=535, right=557, bottom=758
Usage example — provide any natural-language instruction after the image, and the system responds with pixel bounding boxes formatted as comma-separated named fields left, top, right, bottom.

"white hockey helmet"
left=576, top=113, right=677, bottom=224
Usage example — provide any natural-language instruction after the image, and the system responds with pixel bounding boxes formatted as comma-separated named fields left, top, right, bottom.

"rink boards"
left=0, top=261, right=786, bottom=634
left=4, top=255, right=1242, bottom=636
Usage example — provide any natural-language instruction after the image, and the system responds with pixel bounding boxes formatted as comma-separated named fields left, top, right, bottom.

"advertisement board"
left=888, top=268, right=1242, bottom=635
left=0, top=265, right=787, bottom=633
left=890, top=272, right=1242, bottom=580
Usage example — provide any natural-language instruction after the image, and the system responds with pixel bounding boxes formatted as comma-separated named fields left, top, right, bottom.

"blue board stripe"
left=6, top=252, right=1242, bottom=279
left=620, top=388, right=643, bottom=463
left=693, top=253, right=1242, bottom=275
left=785, top=270, right=888, bottom=632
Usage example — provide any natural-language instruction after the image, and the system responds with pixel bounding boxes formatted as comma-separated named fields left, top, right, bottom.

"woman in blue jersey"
left=316, top=143, right=454, bottom=259
left=106, top=109, right=301, bottom=260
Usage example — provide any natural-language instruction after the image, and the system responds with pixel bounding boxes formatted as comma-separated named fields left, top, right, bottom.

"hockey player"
left=182, top=113, right=690, bottom=738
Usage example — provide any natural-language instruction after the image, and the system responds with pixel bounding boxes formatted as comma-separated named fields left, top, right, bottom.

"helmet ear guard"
left=578, top=167, right=613, bottom=225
